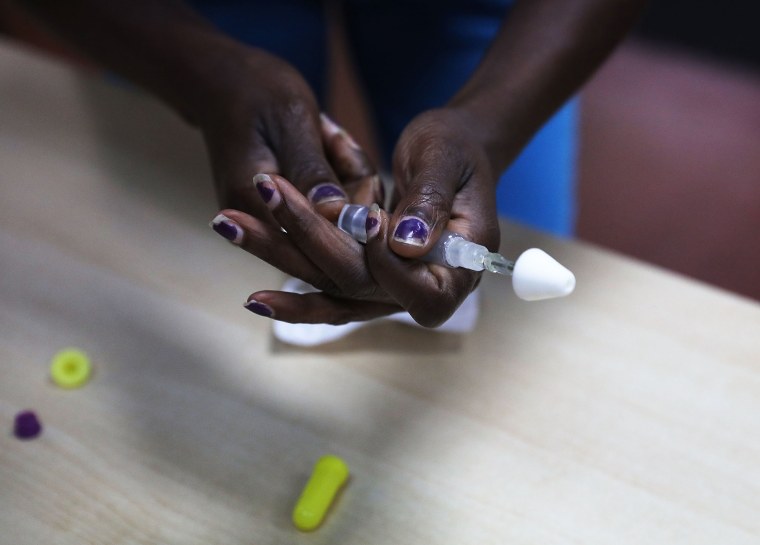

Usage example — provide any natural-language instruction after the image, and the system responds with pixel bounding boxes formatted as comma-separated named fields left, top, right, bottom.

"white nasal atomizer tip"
left=511, top=248, right=576, bottom=301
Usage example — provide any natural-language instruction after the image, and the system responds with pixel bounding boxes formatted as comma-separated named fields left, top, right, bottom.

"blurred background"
left=2, top=0, right=758, bottom=301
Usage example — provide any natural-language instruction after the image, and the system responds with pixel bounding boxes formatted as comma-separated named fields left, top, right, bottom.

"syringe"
left=337, top=204, right=576, bottom=301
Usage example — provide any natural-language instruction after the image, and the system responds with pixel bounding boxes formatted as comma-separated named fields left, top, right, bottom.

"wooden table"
left=1, top=39, right=759, bottom=544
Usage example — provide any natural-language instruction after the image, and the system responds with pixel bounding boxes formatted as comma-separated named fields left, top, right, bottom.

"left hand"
left=210, top=116, right=400, bottom=325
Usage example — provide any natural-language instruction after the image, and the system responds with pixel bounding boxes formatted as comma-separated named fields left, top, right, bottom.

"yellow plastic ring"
left=50, top=348, right=92, bottom=388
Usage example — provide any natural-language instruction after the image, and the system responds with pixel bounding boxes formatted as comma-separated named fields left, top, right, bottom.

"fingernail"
left=340, top=129, right=361, bottom=150
left=393, top=216, right=430, bottom=247
left=244, top=299, right=274, bottom=318
left=209, top=213, right=243, bottom=244
left=319, top=113, right=361, bottom=150
left=320, top=112, right=341, bottom=137
left=307, top=183, right=347, bottom=206
left=366, top=203, right=381, bottom=241
left=253, top=173, right=280, bottom=209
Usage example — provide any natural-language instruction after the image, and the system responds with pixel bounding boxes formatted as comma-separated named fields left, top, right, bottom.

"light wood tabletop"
left=1, top=39, right=759, bottom=545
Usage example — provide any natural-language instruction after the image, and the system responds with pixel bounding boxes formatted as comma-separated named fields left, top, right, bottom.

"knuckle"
left=264, top=84, right=316, bottom=140
left=286, top=209, right=321, bottom=235
left=280, top=93, right=310, bottom=122
left=409, top=304, right=453, bottom=329
left=406, top=275, right=473, bottom=328
left=335, top=151, right=374, bottom=180
left=400, top=182, right=450, bottom=224
left=413, top=180, right=449, bottom=208
left=291, top=156, right=334, bottom=186
left=331, top=260, right=375, bottom=297
left=406, top=291, right=457, bottom=328
left=311, top=295, right=362, bottom=326
left=308, top=274, right=341, bottom=295
left=329, top=307, right=358, bottom=326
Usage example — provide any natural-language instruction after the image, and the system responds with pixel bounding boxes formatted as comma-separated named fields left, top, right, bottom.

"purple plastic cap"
left=14, top=410, right=42, bottom=440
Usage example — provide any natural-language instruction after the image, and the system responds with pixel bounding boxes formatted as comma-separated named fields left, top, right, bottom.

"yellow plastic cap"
left=292, top=455, right=349, bottom=531
left=50, top=348, right=92, bottom=388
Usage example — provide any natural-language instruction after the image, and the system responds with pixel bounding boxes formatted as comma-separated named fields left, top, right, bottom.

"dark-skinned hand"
left=198, top=46, right=382, bottom=224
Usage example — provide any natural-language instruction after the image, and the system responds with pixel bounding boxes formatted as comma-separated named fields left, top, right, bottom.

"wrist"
left=173, top=40, right=310, bottom=133
left=154, top=33, right=254, bottom=127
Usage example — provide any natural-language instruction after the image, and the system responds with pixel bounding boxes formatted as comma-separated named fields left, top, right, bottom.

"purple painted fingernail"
left=366, top=203, right=381, bottom=240
left=393, top=216, right=429, bottom=247
left=320, top=112, right=342, bottom=137
left=257, top=183, right=274, bottom=202
left=244, top=299, right=274, bottom=318
left=209, top=214, right=243, bottom=244
left=14, top=410, right=42, bottom=440
left=253, top=173, right=280, bottom=208
left=307, top=183, right=346, bottom=206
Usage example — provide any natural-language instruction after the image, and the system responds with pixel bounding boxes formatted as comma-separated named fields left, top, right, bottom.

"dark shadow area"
left=271, top=321, right=465, bottom=355
left=636, top=0, right=760, bottom=70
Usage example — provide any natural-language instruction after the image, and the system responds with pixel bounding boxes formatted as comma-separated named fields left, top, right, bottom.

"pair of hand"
left=20, top=0, right=646, bottom=325
left=203, top=48, right=501, bottom=327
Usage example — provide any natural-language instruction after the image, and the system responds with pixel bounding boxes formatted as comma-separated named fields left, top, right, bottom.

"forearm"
left=449, top=0, right=646, bottom=174
left=17, top=0, right=244, bottom=125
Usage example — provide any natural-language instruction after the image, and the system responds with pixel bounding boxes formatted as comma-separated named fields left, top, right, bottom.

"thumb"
left=388, top=155, right=461, bottom=259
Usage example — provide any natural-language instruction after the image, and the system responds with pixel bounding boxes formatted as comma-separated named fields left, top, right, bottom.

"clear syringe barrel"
left=337, top=204, right=508, bottom=273
left=423, top=233, right=487, bottom=271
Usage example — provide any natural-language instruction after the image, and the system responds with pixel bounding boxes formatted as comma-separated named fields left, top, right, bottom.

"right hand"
left=195, top=45, right=381, bottom=223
